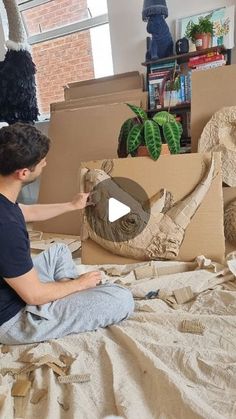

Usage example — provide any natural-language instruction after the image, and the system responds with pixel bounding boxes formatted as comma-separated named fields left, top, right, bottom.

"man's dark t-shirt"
left=0, top=194, right=33, bottom=326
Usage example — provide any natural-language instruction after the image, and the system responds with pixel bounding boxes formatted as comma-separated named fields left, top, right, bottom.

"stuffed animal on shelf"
left=0, top=0, right=39, bottom=124
left=142, top=0, right=174, bottom=60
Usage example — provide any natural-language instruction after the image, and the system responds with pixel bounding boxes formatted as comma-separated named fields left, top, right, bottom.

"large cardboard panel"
left=51, top=90, right=147, bottom=112
left=191, top=65, right=236, bottom=152
left=64, top=71, right=144, bottom=101
left=81, top=153, right=225, bottom=265
left=34, top=101, right=143, bottom=235
left=223, top=187, right=236, bottom=255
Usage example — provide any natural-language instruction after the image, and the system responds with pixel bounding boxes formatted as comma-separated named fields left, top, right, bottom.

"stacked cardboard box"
left=35, top=71, right=147, bottom=235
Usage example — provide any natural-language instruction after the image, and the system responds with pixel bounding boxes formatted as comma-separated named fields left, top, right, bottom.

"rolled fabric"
left=142, top=0, right=168, bottom=21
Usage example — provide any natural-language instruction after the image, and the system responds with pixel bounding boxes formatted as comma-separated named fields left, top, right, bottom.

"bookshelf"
left=142, top=46, right=231, bottom=152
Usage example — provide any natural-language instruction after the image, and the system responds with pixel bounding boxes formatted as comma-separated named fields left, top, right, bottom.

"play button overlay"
left=85, top=176, right=151, bottom=242
left=108, top=198, right=130, bottom=222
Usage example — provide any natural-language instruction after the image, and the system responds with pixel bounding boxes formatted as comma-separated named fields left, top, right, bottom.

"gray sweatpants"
left=0, top=244, right=134, bottom=345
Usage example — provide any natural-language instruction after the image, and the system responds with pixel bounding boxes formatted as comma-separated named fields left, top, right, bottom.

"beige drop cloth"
left=0, top=258, right=236, bottom=419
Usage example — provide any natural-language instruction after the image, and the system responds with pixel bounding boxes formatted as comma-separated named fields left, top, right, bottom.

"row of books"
left=188, top=51, right=226, bottom=72
left=149, top=65, right=191, bottom=110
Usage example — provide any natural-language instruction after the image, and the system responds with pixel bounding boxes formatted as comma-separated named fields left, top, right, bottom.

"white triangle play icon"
left=108, top=198, right=130, bottom=222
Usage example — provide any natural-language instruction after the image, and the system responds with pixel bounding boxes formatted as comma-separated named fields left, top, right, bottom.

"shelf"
left=142, top=46, right=227, bottom=67
left=147, top=103, right=191, bottom=113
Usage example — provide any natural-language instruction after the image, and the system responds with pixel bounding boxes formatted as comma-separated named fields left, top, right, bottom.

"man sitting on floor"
left=0, top=123, right=134, bottom=345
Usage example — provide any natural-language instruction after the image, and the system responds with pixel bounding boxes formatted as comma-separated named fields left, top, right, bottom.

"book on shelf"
left=188, top=51, right=225, bottom=68
left=150, top=60, right=178, bottom=72
left=149, top=78, right=166, bottom=109
left=192, top=60, right=226, bottom=71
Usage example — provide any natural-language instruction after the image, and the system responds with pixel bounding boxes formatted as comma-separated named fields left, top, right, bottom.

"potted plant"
left=117, top=104, right=183, bottom=161
left=185, top=14, right=214, bottom=51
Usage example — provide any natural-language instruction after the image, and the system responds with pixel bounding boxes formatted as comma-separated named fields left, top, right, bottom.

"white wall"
left=107, top=0, right=236, bottom=74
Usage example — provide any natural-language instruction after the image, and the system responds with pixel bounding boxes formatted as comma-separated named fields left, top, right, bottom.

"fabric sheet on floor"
left=0, top=256, right=236, bottom=419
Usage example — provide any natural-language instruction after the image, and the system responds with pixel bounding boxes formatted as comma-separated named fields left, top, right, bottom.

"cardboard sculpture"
left=223, top=187, right=236, bottom=255
left=81, top=153, right=225, bottom=265
left=191, top=65, right=236, bottom=152
left=198, top=106, right=236, bottom=187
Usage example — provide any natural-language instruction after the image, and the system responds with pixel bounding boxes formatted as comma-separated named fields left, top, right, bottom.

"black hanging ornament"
left=0, top=0, right=39, bottom=124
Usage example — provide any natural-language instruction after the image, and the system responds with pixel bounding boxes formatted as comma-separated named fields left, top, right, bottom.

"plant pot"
left=136, top=144, right=170, bottom=158
left=195, top=33, right=212, bottom=51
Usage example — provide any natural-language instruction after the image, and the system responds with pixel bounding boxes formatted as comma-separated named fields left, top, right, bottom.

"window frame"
left=18, top=0, right=109, bottom=45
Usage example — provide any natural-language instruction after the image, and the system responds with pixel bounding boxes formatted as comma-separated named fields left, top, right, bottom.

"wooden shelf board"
left=142, top=46, right=227, bottom=67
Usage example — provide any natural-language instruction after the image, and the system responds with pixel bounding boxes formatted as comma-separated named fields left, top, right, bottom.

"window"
left=17, top=0, right=113, bottom=117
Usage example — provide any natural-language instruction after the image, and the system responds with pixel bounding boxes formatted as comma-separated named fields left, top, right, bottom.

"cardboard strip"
left=1, top=368, right=20, bottom=377
left=58, top=373, right=91, bottom=384
left=36, top=354, right=65, bottom=368
left=46, top=363, right=66, bottom=376
left=0, top=394, right=6, bottom=410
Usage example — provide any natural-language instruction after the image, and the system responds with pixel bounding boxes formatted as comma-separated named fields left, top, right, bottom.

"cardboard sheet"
left=64, top=71, right=144, bottom=101
left=191, top=65, right=236, bottom=152
left=51, top=90, right=147, bottom=112
left=35, top=100, right=145, bottom=235
left=81, top=153, right=225, bottom=264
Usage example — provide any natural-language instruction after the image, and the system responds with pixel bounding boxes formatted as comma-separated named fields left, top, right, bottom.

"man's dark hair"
left=0, top=123, right=50, bottom=176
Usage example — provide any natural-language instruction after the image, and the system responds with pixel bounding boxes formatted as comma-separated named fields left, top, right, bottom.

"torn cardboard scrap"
left=57, top=396, right=70, bottom=411
left=134, top=264, right=156, bottom=280
left=173, top=287, right=194, bottom=304
left=180, top=320, right=205, bottom=335
left=28, top=230, right=43, bottom=241
left=1, top=345, right=10, bottom=354
left=30, top=389, right=47, bottom=404
left=11, top=379, right=31, bottom=397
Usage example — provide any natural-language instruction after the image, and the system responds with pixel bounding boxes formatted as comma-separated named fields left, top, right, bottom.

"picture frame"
left=175, top=6, right=235, bottom=50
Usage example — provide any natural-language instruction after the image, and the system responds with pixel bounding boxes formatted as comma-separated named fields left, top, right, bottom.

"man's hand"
left=70, top=193, right=93, bottom=210
left=78, top=271, right=102, bottom=290
left=4, top=268, right=103, bottom=305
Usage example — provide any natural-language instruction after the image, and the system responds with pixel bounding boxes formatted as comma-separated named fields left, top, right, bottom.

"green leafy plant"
left=185, top=14, right=214, bottom=43
left=117, top=104, right=183, bottom=161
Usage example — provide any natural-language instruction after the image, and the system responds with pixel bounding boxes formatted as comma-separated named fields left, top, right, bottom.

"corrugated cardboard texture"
left=51, top=90, right=147, bottom=112
left=81, top=153, right=225, bottom=265
left=223, top=187, right=236, bottom=255
left=35, top=101, right=144, bottom=235
left=64, top=71, right=144, bottom=101
left=191, top=65, right=236, bottom=152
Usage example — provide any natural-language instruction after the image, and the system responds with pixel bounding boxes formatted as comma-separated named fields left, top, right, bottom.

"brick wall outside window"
left=24, top=0, right=95, bottom=115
